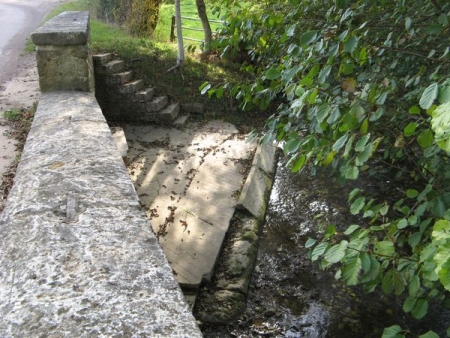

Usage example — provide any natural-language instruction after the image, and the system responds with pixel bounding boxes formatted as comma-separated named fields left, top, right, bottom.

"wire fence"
left=170, top=15, right=223, bottom=45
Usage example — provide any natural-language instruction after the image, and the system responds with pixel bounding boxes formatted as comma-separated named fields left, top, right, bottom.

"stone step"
left=119, top=79, right=144, bottom=94
left=132, top=87, right=155, bottom=102
left=92, top=53, right=114, bottom=66
left=158, top=103, right=181, bottom=122
left=146, top=95, right=168, bottom=112
left=106, top=71, right=133, bottom=86
left=173, top=114, right=190, bottom=127
left=96, top=60, right=125, bottom=75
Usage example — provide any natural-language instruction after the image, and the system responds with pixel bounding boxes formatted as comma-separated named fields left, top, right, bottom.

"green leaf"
left=397, top=218, right=408, bottom=229
left=411, top=298, right=428, bottom=319
left=380, top=204, right=389, bottom=216
left=305, top=238, right=317, bottom=248
left=348, top=188, right=360, bottom=202
left=311, top=242, right=328, bottom=261
left=300, top=30, right=319, bottom=46
left=382, top=269, right=405, bottom=295
left=438, top=258, right=450, bottom=291
left=350, top=197, right=365, bottom=215
left=342, top=255, right=362, bottom=285
left=333, top=133, right=349, bottom=152
left=420, top=83, right=439, bottom=110
left=345, top=166, right=359, bottom=180
left=377, top=92, right=388, bottom=105
left=355, top=134, right=371, bottom=152
left=344, top=36, right=358, bottom=53
left=286, top=24, right=296, bottom=37
left=291, top=155, right=306, bottom=172
left=200, top=83, right=211, bottom=95
left=405, top=17, right=412, bottom=30
left=265, top=67, right=282, bottom=80
left=375, top=241, right=395, bottom=257
left=316, top=103, right=331, bottom=123
left=318, top=65, right=332, bottom=84
left=431, top=102, right=450, bottom=152
left=344, top=224, right=360, bottom=235
left=409, top=105, right=421, bottom=115
left=438, top=85, right=450, bottom=104
left=406, top=189, right=419, bottom=198
left=283, top=66, right=302, bottom=82
left=408, top=275, right=420, bottom=296
left=408, top=232, right=422, bottom=248
left=432, top=220, right=450, bottom=242
left=360, top=118, right=369, bottom=134
left=325, top=224, right=337, bottom=238
left=382, top=325, right=404, bottom=338
left=417, top=129, right=434, bottom=149
left=403, top=122, right=418, bottom=137
left=284, top=138, right=301, bottom=154
left=324, top=241, right=348, bottom=263
left=403, top=296, right=417, bottom=313
left=342, top=134, right=356, bottom=158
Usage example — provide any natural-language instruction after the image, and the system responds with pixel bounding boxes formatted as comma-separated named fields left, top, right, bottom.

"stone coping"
left=0, top=92, right=201, bottom=337
left=31, top=11, right=90, bottom=46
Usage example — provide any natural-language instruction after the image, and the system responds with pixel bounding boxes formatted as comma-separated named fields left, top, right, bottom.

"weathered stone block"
left=147, top=96, right=168, bottom=112
left=31, top=11, right=90, bottom=45
left=35, top=44, right=93, bottom=92
left=31, top=11, right=94, bottom=92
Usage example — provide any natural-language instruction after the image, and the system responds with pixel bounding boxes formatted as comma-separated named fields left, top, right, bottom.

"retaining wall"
left=0, top=11, right=201, bottom=337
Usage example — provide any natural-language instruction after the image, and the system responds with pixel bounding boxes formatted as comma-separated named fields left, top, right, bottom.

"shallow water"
left=201, top=162, right=449, bottom=337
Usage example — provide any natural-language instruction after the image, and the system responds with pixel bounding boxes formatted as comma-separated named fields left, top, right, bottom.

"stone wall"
left=0, top=11, right=202, bottom=337
left=31, top=11, right=94, bottom=92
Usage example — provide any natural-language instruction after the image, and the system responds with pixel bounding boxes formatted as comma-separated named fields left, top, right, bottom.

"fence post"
left=175, top=0, right=184, bottom=66
left=170, top=15, right=176, bottom=42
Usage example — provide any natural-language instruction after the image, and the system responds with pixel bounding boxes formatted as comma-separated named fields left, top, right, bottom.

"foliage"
left=203, top=0, right=450, bottom=335
left=96, top=0, right=163, bottom=36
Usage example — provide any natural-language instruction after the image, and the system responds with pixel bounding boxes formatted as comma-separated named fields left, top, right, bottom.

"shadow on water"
left=202, top=161, right=449, bottom=337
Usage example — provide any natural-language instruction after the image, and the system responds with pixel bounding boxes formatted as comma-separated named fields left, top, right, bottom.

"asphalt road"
left=0, top=0, right=67, bottom=86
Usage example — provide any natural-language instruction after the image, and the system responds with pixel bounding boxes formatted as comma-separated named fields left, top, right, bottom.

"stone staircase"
left=93, top=53, right=189, bottom=125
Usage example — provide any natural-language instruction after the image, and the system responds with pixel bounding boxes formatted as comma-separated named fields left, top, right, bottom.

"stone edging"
left=195, top=143, right=280, bottom=324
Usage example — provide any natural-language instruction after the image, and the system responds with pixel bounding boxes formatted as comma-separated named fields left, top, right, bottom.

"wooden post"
left=170, top=15, right=176, bottom=42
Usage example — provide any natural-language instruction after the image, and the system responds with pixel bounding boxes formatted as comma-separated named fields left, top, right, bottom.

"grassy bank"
left=28, top=0, right=264, bottom=128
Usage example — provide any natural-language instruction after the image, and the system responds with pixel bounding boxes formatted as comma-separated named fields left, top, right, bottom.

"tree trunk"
left=195, top=0, right=212, bottom=57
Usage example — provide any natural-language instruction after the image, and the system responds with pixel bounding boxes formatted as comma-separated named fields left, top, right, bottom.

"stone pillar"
left=31, top=11, right=94, bottom=92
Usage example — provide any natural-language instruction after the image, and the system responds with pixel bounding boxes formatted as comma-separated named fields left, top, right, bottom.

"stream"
left=201, top=161, right=449, bottom=337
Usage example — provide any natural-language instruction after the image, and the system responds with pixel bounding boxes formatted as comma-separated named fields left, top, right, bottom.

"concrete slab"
left=123, top=121, right=257, bottom=288
left=252, top=143, right=279, bottom=176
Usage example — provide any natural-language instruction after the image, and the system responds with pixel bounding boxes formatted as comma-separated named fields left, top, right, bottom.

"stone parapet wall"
left=0, top=11, right=202, bottom=337
left=0, top=92, right=201, bottom=337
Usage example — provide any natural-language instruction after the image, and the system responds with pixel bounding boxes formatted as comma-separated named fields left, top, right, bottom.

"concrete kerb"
left=237, top=143, right=280, bottom=221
